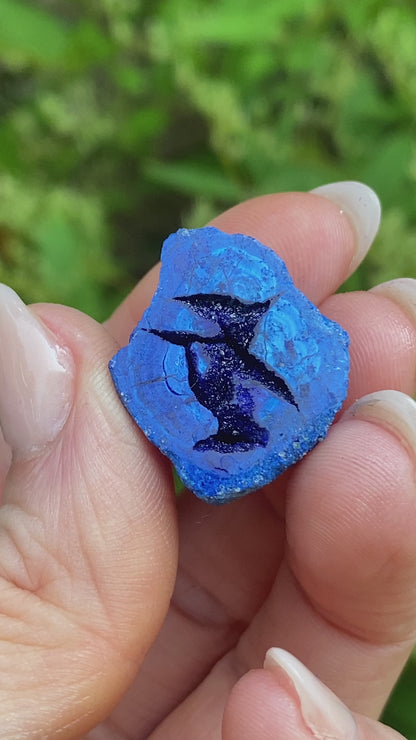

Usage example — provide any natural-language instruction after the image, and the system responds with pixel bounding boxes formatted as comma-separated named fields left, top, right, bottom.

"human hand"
left=0, top=182, right=415, bottom=739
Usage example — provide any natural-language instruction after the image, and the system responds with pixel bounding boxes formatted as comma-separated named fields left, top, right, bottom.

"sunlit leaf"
left=0, top=0, right=70, bottom=67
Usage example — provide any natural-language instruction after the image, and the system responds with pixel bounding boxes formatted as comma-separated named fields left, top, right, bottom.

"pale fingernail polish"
left=371, top=278, right=416, bottom=327
left=310, top=181, right=381, bottom=269
left=0, top=285, right=74, bottom=457
left=344, top=389, right=416, bottom=453
left=264, top=648, right=358, bottom=739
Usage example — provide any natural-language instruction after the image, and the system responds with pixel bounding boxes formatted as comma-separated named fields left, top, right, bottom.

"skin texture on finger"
left=222, top=669, right=405, bottom=740
left=94, top=487, right=286, bottom=738
left=95, top=197, right=416, bottom=736
left=94, top=289, right=416, bottom=736
left=321, top=291, right=416, bottom=406
left=285, top=416, right=416, bottom=644
left=0, top=304, right=178, bottom=737
left=104, top=264, right=160, bottom=347
left=104, top=192, right=356, bottom=345
left=223, top=670, right=310, bottom=740
left=139, top=403, right=416, bottom=739
left=236, top=416, right=416, bottom=711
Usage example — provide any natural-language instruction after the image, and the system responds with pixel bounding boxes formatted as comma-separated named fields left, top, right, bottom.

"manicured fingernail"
left=310, top=181, right=381, bottom=269
left=0, top=284, right=74, bottom=457
left=371, top=278, right=416, bottom=327
left=344, top=390, right=416, bottom=453
left=264, top=648, right=358, bottom=739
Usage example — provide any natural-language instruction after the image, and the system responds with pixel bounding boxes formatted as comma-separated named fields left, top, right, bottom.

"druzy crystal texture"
left=109, top=227, right=349, bottom=503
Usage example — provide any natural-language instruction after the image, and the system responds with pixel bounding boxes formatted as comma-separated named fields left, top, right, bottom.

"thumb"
left=0, top=285, right=178, bottom=738
left=223, top=649, right=405, bottom=739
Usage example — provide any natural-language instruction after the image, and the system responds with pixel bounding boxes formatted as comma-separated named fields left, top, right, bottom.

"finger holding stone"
left=213, top=181, right=379, bottom=303
left=150, top=392, right=416, bottom=738
left=105, top=182, right=380, bottom=345
left=223, top=651, right=405, bottom=740
left=320, top=280, right=416, bottom=406
left=247, top=391, right=416, bottom=716
left=139, top=285, right=416, bottom=734
left=0, top=286, right=178, bottom=736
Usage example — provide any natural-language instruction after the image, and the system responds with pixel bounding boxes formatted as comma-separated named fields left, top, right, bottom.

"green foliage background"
left=0, top=0, right=415, bottom=735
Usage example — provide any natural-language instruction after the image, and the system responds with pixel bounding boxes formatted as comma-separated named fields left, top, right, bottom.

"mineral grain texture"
left=109, top=227, right=350, bottom=503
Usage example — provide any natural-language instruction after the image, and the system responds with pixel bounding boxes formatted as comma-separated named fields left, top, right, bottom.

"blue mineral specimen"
left=109, top=227, right=349, bottom=503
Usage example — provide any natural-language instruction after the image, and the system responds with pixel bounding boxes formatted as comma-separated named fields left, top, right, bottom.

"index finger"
left=104, top=182, right=381, bottom=346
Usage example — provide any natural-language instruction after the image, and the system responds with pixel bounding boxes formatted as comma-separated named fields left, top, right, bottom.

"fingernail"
left=0, top=285, right=74, bottom=457
left=343, top=390, right=416, bottom=454
left=371, top=278, right=416, bottom=327
left=264, top=648, right=358, bottom=739
left=310, top=181, right=381, bottom=270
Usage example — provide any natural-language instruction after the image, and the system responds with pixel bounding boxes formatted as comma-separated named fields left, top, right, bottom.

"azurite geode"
left=109, top=227, right=350, bottom=503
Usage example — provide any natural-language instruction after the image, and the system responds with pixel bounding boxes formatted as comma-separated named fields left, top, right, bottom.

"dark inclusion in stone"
left=147, top=294, right=298, bottom=453
left=109, top=227, right=350, bottom=504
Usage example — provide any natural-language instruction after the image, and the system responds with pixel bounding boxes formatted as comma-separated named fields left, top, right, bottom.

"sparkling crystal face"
left=147, top=293, right=298, bottom=453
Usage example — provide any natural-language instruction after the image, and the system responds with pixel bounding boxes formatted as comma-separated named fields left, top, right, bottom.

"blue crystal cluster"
left=109, top=227, right=350, bottom=503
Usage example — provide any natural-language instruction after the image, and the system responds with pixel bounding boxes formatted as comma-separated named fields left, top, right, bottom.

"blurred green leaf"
left=32, top=194, right=119, bottom=320
left=0, top=123, right=23, bottom=173
left=382, top=657, right=416, bottom=738
left=160, top=0, right=316, bottom=45
left=65, top=21, right=114, bottom=71
left=144, top=160, right=243, bottom=200
left=0, top=0, right=70, bottom=67
left=359, top=134, right=415, bottom=208
left=119, top=108, right=168, bottom=149
left=111, top=64, right=147, bottom=95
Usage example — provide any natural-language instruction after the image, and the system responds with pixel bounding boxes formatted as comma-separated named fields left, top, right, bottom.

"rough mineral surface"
left=109, top=227, right=350, bottom=503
